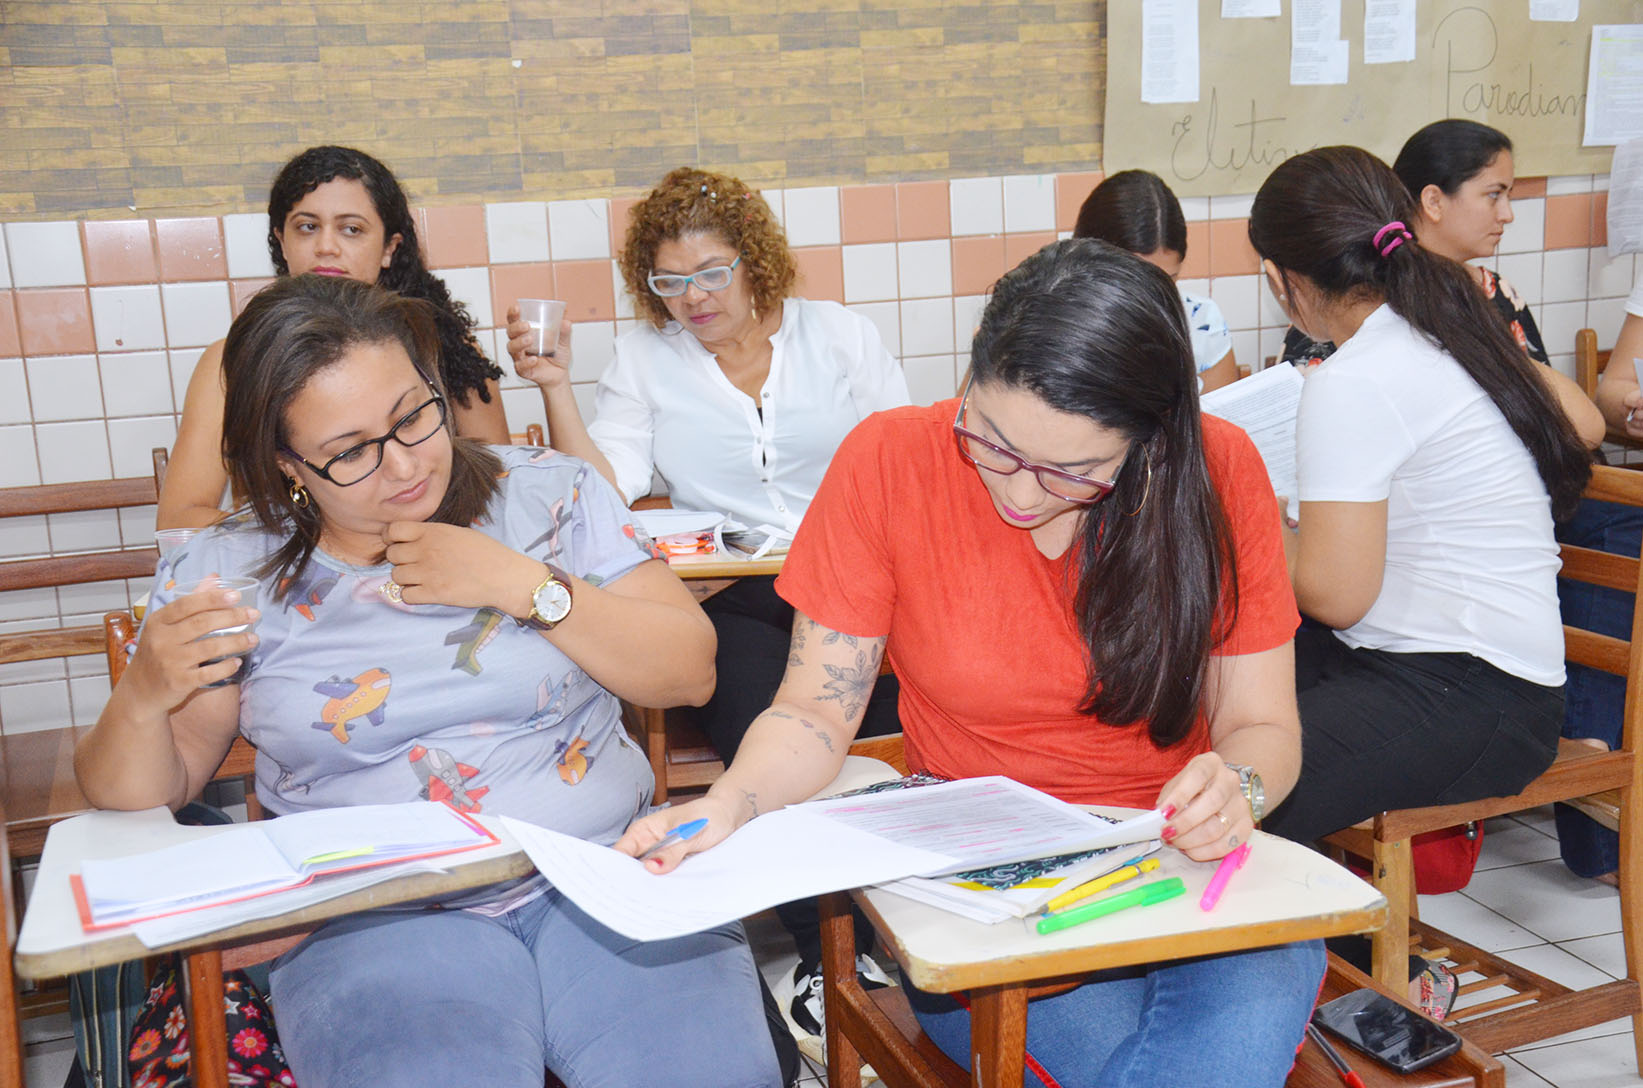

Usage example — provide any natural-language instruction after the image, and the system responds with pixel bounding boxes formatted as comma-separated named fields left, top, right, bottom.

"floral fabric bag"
left=126, top=956, right=296, bottom=1088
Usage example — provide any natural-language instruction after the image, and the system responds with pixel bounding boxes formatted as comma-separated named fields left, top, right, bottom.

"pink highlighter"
left=1199, top=841, right=1252, bottom=911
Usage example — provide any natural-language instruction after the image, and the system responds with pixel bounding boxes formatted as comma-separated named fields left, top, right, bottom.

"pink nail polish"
left=1161, top=825, right=1177, bottom=842
left=1162, top=804, right=1177, bottom=820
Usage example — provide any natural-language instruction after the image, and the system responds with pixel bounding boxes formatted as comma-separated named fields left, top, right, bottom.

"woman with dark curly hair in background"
left=158, top=145, right=507, bottom=529
left=504, top=165, right=909, bottom=1062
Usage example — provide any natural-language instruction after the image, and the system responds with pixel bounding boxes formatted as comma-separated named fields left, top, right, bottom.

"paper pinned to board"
left=1141, top=0, right=1200, bottom=104
left=1585, top=25, right=1643, bottom=147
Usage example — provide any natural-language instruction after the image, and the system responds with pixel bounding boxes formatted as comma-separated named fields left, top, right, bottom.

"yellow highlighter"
left=1040, top=857, right=1161, bottom=915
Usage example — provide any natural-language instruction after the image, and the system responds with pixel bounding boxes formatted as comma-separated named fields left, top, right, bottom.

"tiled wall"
left=0, top=170, right=1634, bottom=737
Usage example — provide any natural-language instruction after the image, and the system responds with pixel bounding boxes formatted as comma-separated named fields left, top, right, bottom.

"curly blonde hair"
left=619, top=167, right=796, bottom=329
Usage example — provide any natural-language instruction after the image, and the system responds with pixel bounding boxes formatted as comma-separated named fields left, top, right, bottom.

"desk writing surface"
left=665, top=550, right=784, bottom=580
left=859, top=817, right=1385, bottom=994
left=15, top=807, right=531, bottom=979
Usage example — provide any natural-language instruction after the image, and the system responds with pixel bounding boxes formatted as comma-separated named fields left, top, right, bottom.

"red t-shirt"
left=775, top=402, right=1299, bottom=808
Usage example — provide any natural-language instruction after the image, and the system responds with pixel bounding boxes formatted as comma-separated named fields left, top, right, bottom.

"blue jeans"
left=908, top=940, right=1325, bottom=1088
left=268, top=884, right=782, bottom=1088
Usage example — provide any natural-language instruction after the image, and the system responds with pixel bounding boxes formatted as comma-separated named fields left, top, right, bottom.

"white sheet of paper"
left=1607, top=137, right=1643, bottom=256
left=1529, top=0, right=1580, bottom=21
left=502, top=809, right=954, bottom=942
left=1585, top=26, right=1643, bottom=147
left=1222, top=0, right=1280, bottom=16
left=633, top=508, right=727, bottom=539
left=1200, top=363, right=1304, bottom=508
left=1141, top=0, right=1200, bottom=104
left=1362, top=0, right=1415, bottom=64
left=1292, top=0, right=1349, bottom=85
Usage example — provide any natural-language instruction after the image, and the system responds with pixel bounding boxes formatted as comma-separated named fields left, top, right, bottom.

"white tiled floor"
left=16, top=808, right=1637, bottom=1086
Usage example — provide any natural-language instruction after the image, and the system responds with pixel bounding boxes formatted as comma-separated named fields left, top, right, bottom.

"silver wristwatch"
left=1225, top=762, right=1266, bottom=822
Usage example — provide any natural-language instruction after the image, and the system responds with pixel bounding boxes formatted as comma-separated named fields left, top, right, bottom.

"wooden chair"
left=1574, top=326, right=1638, bottom=453
left=1322, top=462, right=1643, bottom=1064
left=0, top=796, right=24, bottom=1088
left=509, top=423, right=545, bottom=445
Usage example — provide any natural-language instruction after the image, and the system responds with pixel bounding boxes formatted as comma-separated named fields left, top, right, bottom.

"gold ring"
left=1216, top=811, right=1231, bottom=833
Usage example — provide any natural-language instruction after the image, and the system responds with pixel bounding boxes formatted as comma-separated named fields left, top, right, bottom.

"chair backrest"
left=1576, top=327, right=1614, bottom=399
left=0, top=795, right=23, bottom=1088
left=510, top=423, right=546, bottom=446
left=1559, top=465, right=1643, bottom=747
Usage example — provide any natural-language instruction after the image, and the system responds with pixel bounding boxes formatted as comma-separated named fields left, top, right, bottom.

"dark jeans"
left=1554, top=496, right=1643, bottom=877
left=700, top=574, right=902, bottom=967
left=1262, top=627, right=1563, bottom=845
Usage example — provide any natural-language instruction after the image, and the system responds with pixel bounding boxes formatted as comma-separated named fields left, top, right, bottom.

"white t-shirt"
left=588, top=297, right=910, bottom=532
left=1627, top=271, right=1643, bottom=318
left=1296, top=304, right=1564, bottom=686
left=1181, top=289, right=1233, bottom=373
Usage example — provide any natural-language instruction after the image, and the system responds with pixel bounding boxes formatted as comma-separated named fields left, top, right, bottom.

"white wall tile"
left=1537, top=300, right=1588, bottom=363
left=0, top=426, right=40, bottom=488
left=547, top=199, right=611, bottom=261
left=900, top=298, right=955, bottom=356
left=0, top=232, right=10, bottom=288
left=1209, top=194, right=1254, bottom=220
left=1229, top=330, right=1259, bottom=372
left=846, top=302, right=900, bottom=361
left=571, top=382, right=597, bottom=422
left=1545, top=175, right=1593, bottom=196
left=500, top=386, right=547, bottom=434
left=1542, top=248, right=1589, bottom=305
left=1258, top=325, right=1291, bottom=366
left=764, top=188, right=787, bottom=231
left=5, top=222, right=85, bottom=287
left=949, top=177, right=1003, bottom=236
left=897, top=240, right=952, bottom=300
left=1499, top=197, right=1545, bottom=255
left=1495, top=253, right=1544, bottom=306
left=69, top=673, right=112, bottom=723
left=1589, top=296, right=1629, bottom=346
left=1594, top=173, right=1611, bottom=191
left=434, top=268, right=493, bottom=327
left=1178, top=196, right=1210, bottom=221
left=1591, top=248, right=1636, bottom=299
left=0, top=656, right=65, bottom=686
left=36, top=420, right=111, bottom=484
left=99, top=351, right=176, bottom=419
left=0, top=679, right=73, bottom=734
left=26, top=355, right=103, bottom=422
left=569, top=321, right=617, bottom=383
left=782, top=187, right=842, bottom=247
left=160, top=282, right=231, bottom=348
left=1002, top=175, right=1055, bottom=233
left=485, top=202, right=550, bottom=263
left=1256, top=275, right=1288, bottom=327
left=169, top=347, right=206, bottom=410
left=842, top=244, right=899, bottom=303
left=118, top=505, right=157, bottom=546
left=0, top=586, right=56, bottom=621
left=47, top=508, right=123, bottom=553
left=613, top=262, right=635, bottom=320
left=58, top=578, right=133, bottom=619
left=1545, top=351, right=1577, bottom=380
left=903, top=355, right=957, bottom=406
left=223, top=212, right=276, bottom=278
left=108, top=416, right=179, bottom=478
left=953, top=295, right=986, bottom=352
left=1177, top=276, right=1210, bottom=297
left=1209, top=274, right=1260, bottom=330
left=0, top=360, right=29, bottom=426
left=89, top=284, right=166, bottom=352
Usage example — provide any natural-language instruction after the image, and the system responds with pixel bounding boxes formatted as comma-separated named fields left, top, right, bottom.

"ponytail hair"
left=971, top=239, right=1236, bottom=747
left=1248, top=146, right=1589, bottom=519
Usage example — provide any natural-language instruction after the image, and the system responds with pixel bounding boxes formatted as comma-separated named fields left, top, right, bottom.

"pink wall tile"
left=554, top=260, right=616, bottom=322
left=841, top=185, right=897, bottom=244
left=1207, top=219, right=1259, bottom=276
left=490, top=263, right=555, bottom=329
left=1181, top=222, right=1211, bottom=280
left=1511, top=177, right=1548, bottom=200
left=155, top=217, right=226, bottom=281
left=1004, top=232, right=1057, bottom=272
left=951, top=236, right=1006, bottom=296
left=1055, top=171, right=1103, bottom=232
left=421, top=204, right=489, bottom=269
left=609, top=197, right=642, bottom=257
left=895, top=181, right=951, bottom=241
left=83, top=220, right=157, bottom=286
left=0, top=292, right=19, bottom=357
left=793, top=246, right=844, bottom=304
left=230, top=277, right=276, bottom=317
left=1592, top=191, right=1609, bottom=249
left=16, top=288, right=95, bottom=355
left=1543, top=194, right=1594, bottom=249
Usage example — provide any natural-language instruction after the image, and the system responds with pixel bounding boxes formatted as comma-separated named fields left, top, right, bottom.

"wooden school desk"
left=14, top=808, right=533, bottom=1088
left=819, top=824, right=1392, bottom=1088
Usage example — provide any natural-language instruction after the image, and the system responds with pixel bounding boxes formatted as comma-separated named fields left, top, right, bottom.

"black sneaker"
left=783, top=954, right=892, bottom=1072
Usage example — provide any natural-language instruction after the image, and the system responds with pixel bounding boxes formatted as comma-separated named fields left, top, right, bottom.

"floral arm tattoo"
left=785, top=616, right=884, bottom=730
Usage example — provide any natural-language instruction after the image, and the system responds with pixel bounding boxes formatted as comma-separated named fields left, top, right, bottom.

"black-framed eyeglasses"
left=283, top=391, right=448, bottom=487
left=952, top=377, right=1123, bottom=504
left=647, top=255, right=742, bottom=297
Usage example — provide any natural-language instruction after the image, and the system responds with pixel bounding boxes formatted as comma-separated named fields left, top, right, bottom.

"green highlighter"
left=1035, top=877, right=1186, bottom=936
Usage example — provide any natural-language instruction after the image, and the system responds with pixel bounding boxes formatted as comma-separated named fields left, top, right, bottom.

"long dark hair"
left=1394, top=119, right=1513, bottom=200
left=221, top=275, right=502, bottom=598
left=1248, top=146, right=1589, bottom=519
left=971, top=239, right=1237, bottom=747
left=266, top=146, right=501, bottom=408
left=1072, top=170, right=1188, bottom=258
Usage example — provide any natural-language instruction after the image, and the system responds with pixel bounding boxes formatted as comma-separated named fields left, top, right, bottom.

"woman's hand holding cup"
left=127, top=577, right=261, bottom=706
left=507, top=300, right=574, bottom=390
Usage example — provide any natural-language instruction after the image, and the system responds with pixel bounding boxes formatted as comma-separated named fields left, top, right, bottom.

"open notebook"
left=71, top=801, right=497, bottom=931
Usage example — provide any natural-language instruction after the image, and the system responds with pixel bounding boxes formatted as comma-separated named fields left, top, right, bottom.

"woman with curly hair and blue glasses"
left=158, top=145, right=507, bottom=530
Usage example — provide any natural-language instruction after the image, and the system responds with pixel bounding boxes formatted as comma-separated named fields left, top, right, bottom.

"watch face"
left=533, top=579, right=573, bottom=623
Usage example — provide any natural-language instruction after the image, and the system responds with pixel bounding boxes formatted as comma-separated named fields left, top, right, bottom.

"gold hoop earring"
left=289, top=480, right=311, bottom=509
left=1125, top=457, right=1153, bottom=518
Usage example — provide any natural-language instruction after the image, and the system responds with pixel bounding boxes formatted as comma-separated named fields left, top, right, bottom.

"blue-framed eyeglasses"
left=283, top=387, right=447, bottom=487
left=647, top=256, right=742, bottom=297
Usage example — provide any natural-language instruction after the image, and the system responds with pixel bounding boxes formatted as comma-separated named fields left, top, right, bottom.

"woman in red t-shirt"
left=618, top=240, right=1324, bottom=1086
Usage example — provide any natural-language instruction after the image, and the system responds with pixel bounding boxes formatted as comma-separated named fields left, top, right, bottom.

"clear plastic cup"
left=173, top=576, right=260, bottom=687
left=518, top=298, right=567, bottom=356
left=154, top=528, right=200, bottom=561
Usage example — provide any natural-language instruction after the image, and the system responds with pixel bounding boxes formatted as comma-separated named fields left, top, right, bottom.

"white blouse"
left=587, top=297, right=910, bottom=532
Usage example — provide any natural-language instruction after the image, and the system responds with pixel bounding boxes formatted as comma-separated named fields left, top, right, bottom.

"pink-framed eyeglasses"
left=951, top=376, right=1124, bottom=504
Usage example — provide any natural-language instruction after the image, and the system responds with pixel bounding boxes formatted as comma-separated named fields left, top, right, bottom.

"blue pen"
left=639, top=817, right=709, bottom=861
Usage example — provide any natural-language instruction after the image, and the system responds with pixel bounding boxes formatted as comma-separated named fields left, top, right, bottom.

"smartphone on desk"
left=1312, top=987, right=1463, bottom=1074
